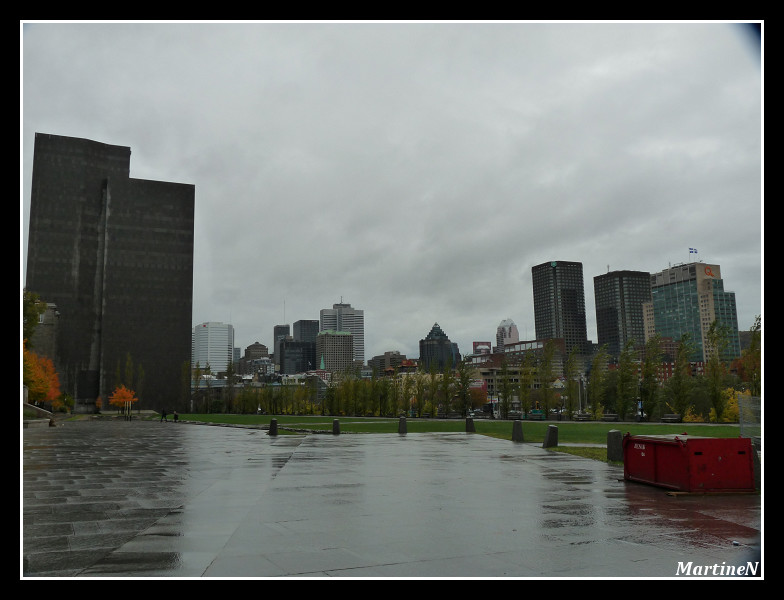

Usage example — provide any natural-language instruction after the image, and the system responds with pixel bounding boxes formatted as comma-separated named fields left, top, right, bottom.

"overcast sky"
left=21, top=21, right=763, bottom=361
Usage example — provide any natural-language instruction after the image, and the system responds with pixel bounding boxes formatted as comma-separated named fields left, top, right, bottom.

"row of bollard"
left=267, top=418, right=340, bottom=436
left=512, top=420, right=559, bottom=448
left=266, top=417, right=623, bottom=461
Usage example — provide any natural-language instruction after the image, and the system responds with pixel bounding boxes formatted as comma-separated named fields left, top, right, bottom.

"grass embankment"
left=173, top=413, right=742, bottom=464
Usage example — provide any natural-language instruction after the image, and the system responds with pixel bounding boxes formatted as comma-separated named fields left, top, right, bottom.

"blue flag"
left=689, top=247, right=697, bottom=254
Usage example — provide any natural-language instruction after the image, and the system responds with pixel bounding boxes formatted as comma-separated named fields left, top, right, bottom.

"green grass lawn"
left=173, top=413, right=741, bottom=444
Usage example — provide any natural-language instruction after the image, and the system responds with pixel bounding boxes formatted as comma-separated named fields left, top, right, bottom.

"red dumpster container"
left=622, top=434, right=756, bottom=493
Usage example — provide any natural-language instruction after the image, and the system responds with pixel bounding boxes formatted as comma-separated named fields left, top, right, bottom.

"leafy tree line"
left=27, top=281, right=759, bottom=424
left=188, top=357, right=484, bottom=418
left=585, top=316, right=761, bottom=423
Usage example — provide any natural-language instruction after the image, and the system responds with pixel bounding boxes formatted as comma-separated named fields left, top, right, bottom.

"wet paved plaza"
left=22, top=419, right=762, bottom=578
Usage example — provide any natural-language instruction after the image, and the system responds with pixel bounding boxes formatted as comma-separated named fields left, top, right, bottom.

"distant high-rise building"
left=368, top=350, right=407, bottom=375
left=236, top=342, right=269, bottom=376
left=320, top=302, right=364, bottom=363
left=316, top=330, right=354, bottom=373
left=273, top=324, right=290, bottom=366
left=419, top=323, right=461, bottom=371
left=279, top=339, right=316, bottom=374
left=25, top=133, right=194, bottom=412
left=244, top=342, right=269, bottom=360
left=532, top=261, right=589, bottom=358
left=646, top=262, right=740, bottom=362
left=192, top=322, right=235, bottom=374
left=593, top=270, right=651, bottom=358
left=495, top=319, right=519, bottom=352
left=293, top=319, right=320, bottom=343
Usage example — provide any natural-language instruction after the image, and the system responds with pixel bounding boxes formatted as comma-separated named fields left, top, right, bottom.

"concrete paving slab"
left=22, top=419, right=762, bottom=578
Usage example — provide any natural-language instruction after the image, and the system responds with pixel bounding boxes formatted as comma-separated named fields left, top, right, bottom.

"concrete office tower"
left=320, top=302, right=364, bottom=363
left=647, top=262, right=741, bottom=362
left=192, top=322, right=235, bottom=375
left=531, top=261, right=589, bottom=358
left=316, top=330, right=354, bottom=373
left=419, top=323, right=461, bottom=371
left=496, top=319, right=519, bottom=352
left=368, top=350, right=407, bottom=375
left=594, top=270, right=651, bottom=358
left=25, top=133, right=194, bottom=412
left=236, top=342, right=269, bottom=375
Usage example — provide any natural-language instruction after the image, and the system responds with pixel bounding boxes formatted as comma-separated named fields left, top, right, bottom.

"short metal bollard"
left=268, top=418, right=278, bottom=436
left=333, top=419, right=340, bottom=435
left=542, top=424, right=558, bottom=448
left=466, top=417, right=475, bottom=433
left=398, top=416, right=407, bottom=434
left=512, top=419, right=524, bottom=442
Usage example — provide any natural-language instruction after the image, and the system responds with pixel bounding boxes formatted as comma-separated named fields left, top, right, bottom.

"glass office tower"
left=649, top=262, right=741, bottom=362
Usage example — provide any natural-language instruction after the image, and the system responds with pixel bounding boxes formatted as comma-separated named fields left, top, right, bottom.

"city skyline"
left=226, top=257, right=744, bottom=365
left=22, top=22, right=763, bottom=362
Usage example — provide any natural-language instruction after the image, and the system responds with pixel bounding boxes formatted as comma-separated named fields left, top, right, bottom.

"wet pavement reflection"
left=22, top=420, right=761, bottom=578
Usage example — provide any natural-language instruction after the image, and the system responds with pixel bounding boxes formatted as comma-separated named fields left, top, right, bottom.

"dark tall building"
left=279, top=339, right=316, bottom=374
left=531, top=261, right=589, bottom=358
left=25, top=133, right=195, bottom=412
left=273, top=324, right=290, bottom=366
left=419, top=323, right=461, bottom=371
left=593, top=270, right=651, bottom=358
left=293, top=319, right=319, bottom=344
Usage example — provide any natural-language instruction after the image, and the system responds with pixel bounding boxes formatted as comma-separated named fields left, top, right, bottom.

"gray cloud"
left=22, top=21, right=762, bottom=360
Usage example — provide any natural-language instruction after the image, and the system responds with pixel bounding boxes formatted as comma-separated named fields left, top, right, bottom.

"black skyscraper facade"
left=293, top=319, right=320, bottom=344
left=25, top=133, right=195, bottom=412
left=532, top=261, right=589, bottom=358
left=279, top=339, right=317, bottom=374
left=419, top=323, right=461, bottom=372
left=593, top=270, right=651, bottom=358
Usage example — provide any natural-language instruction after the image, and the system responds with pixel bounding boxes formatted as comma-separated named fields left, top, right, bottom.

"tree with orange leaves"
left=23, top=341, right=61, bottom=408
left=108, top=384, right=138, bottom=408
left=109, top=384, right=138, bottom=420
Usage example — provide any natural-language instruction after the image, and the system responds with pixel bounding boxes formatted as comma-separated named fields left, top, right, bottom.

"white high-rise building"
left=320, top=302, right=364, bottom=363
left=496, top=319, right=519, bottom=352
left=192, top=322, right=235, bottom=374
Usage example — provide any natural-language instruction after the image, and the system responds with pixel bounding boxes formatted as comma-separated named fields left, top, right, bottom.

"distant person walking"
left=160, top=409, right=168, bottom=422
left=173, top=411, right=179, bottom=423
